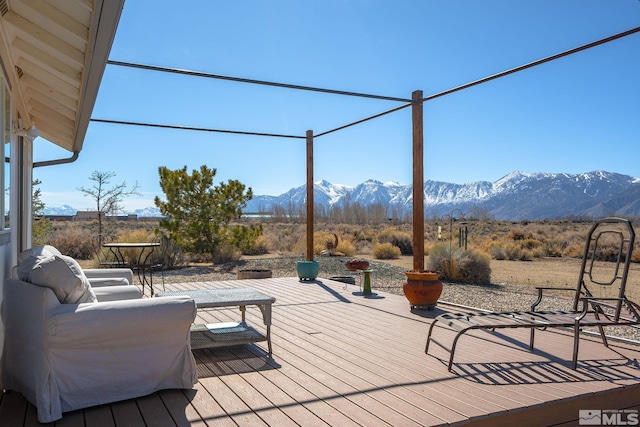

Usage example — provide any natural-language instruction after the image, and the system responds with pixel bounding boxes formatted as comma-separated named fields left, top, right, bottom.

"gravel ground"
left=161, top=255, right=640, bottom=342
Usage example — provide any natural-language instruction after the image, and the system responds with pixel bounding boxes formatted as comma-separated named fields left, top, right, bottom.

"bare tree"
left=77, top=171, right=140, bottom=239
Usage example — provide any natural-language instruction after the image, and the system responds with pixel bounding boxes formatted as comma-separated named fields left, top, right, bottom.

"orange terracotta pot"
left=402, top=270, right=443, bottom=310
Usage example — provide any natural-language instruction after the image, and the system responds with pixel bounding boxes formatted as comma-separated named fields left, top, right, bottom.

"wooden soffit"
left=0, top=0, right=124, bottom=152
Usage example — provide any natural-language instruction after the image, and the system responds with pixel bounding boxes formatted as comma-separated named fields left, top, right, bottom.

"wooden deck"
left=2, top=276, right=640, bottom=426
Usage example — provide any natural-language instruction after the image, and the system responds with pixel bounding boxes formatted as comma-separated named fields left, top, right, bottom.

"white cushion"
left=92, top=284, right=142, bottom=302
left=17, top=245, right=63, bottom=281
left=88, top=277, right=130, bottom=287
left=28, top=255, right=97, bottom=304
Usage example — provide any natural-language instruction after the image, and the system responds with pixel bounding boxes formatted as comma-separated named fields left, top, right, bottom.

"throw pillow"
left=28, top=255, right=97, bottom=304
left=17, top=245, right=63, bottom=281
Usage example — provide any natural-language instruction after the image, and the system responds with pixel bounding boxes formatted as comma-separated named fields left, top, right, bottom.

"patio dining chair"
left=91, top=233, right=124, bottom=268
left=425, top=217, right=640, bottom=371
left=142, top=234, right=170, bottom=293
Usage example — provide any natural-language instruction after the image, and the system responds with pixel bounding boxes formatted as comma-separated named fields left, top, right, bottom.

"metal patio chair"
left=425, top=217, right=640, bottom=371
left=92, top=233, right=124, bottom=268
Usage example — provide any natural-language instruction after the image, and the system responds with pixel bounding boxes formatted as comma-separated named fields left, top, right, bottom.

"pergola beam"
left=411, top=90, right=424, bottom=271
left=306, top=130, right=314, bottom=261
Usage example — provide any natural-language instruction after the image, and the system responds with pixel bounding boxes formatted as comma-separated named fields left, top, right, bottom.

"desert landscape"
left=54, top=217, right=640, bottom=304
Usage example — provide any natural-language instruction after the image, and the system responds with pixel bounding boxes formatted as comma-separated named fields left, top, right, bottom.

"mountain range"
left=245, top=170, right=640, bottom=220
left=44, top=170, right=640, bottom=221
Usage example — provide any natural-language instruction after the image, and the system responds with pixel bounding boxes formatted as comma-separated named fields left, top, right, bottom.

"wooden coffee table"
left=157, top=288, right=275, bottom=355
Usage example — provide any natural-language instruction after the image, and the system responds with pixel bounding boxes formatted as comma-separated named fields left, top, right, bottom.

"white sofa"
left=1, top=246, right=198, bottom=423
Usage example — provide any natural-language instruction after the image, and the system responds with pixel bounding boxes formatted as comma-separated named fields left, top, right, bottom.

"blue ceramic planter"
left=297, top=260, right=319, bottom=281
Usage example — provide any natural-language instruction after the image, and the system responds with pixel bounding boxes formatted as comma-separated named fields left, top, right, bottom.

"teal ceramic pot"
left=297, top=260, right=319, bottom=281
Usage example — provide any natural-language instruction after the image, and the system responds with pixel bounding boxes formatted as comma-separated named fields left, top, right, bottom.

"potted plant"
left=402, top=270, right=443, bottom=310
left=297, top=260, right=319, bottom=281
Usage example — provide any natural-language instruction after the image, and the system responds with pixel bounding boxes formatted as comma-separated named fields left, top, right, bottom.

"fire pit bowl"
left=345, top=259, right=370, bottom=271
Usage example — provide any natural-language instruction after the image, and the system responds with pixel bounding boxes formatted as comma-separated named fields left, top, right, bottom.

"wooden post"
left=412, top=90, right=425, bottom=271
left=306, top=130, right=314, bottom=261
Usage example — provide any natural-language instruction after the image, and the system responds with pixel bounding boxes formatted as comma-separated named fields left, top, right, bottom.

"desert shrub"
left=529, top=247, right=546, bottom=258
left=424, top=243, right=433, bottom=257
left=242, top=235, right=269, bottom=256
left=112, top=229, right=157, bottom=265
left=594, top=239, right=625, bottom=262
left=427, top=245, right=491, bottom=284
left=441, top=256, right=460, bottom=280
left=632, top=249, right=640, bottom=263
left=377, top=228, right=413, bottom=255
left=508, top=228, right=532, bottom=241
left=456, top=250, right=492, bottom=284
left=182, top=252, right=211, bottom=264
left=336, top=240, right=356, bottom=257
left=290, top=232, right=321, bottom=256
left=490, top=244, right=507, bottom=260
left=212, top=243, right=241, bottom=264
left=157, top=236, right=184, bottom=269
left=542, top=238, right=566, bottom=257
left=91, top=230, right=185, bottom=269
left=427, top=245, right=449, bottom=271
left=563, top=243, right=585, bottom=258
left=372, top=242, right=401, bottom=259
left=520, top=238, right=542, bottom=251
left=290, top=231, right=354, bottom=256
left=502, top=243, right=530, bottom=261
left=263, top=223, right=305, bottom=253
left=352, top=227, right=376, bottom=244
left=353, top=239, right=372, bottom=254
left=46, top=227, right=94, bottom=259
left=479, top=239, right=497, bottom=254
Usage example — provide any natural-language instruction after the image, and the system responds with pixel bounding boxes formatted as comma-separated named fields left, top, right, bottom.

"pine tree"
left=155, top=165, right=262, bottom=262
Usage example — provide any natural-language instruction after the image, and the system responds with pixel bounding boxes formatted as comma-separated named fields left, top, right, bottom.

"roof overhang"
left=0, top=0, right=124, bottom=152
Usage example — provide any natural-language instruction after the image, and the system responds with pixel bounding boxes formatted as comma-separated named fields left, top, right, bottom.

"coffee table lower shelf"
left=190, top=322, right=267, bottom=350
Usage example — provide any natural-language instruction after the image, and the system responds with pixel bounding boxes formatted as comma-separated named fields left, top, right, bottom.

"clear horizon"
left=32, top=1, right=640, bottom=211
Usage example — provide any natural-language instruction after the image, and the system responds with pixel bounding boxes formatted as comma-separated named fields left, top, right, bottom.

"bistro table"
left=102, top=242, right=161, bottom=295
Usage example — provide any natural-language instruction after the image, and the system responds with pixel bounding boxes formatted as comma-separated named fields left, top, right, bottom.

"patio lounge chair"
left=1, top=245, right=198, bottom=423
left=426, top=217, right=640, bottom=371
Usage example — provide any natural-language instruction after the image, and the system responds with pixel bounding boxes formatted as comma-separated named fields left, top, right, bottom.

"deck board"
left=2, top=276, right=640, bottom=426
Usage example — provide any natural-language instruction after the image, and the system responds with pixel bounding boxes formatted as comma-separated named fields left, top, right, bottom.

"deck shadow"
left=193, top=344, right=279, bottom=378
left=451, top=356, right=640, bottom=385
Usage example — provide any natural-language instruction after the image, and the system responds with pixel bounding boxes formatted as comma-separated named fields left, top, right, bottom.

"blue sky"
left=34, top=0, right=640, bottom=211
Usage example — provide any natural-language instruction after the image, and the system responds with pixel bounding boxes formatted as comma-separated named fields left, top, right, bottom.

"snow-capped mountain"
left=245, top=170, right=640, bottom=220
left=132, top=206, right=162, bottom=217
left=42, top=205, right=77, bottom=216
left=42, top=170, right=640, bottom=220
left=43, top=205, right=163, bottom=217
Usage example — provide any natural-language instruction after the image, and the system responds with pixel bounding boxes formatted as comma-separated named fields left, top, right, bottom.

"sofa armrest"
left=83, top=268, right=134, bottom=287
left=49, top=296, right=196, bottom=343
left=92, top=285, right=142, bottom=301
left=47, top=296, right=198, bottom=405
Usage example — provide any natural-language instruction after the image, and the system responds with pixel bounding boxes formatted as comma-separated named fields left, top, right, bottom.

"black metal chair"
left=92, top=234, right=124, bottom=268
left=426, top=217, right=640, bottom=371
left=137, top=234, right=171, bottom=295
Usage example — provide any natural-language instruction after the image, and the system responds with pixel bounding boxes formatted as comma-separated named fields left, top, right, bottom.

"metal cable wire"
left=89, top=118, right=305, bottom=139
left=107, top=60, right=412, bottom=103
left=423, top=25, right=640, bottom=102
left=314, top=102, right=413, bottom=138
